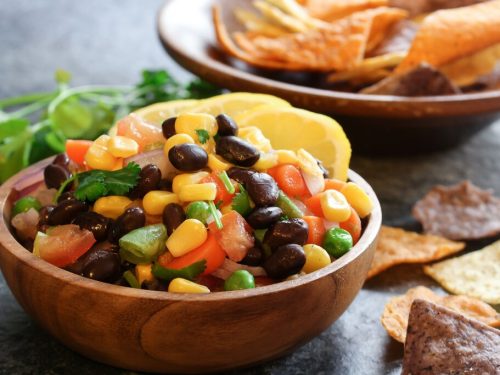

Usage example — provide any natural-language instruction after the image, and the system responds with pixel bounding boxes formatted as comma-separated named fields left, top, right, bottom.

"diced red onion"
left=14, top=169, right=44, bottom=195
left=125, top=149, right=177, bottom=180
left=11, top=208, right=39, bottom=240
left=290, top=198, right=307, bottom=215
left=302, top=170, right=325, bottom=195
left=323, top=220, right=339, bottom=231
left=211, top=267, right=233, bottom=281
left=34, top=188, right=57, bottom=206
left=211, top=258, right=267, bottom=281
left=206, top=209, right=222, bottom=225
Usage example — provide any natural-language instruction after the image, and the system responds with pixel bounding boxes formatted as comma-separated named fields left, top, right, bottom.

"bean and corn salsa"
left=10, top=111, right=373, bottom=293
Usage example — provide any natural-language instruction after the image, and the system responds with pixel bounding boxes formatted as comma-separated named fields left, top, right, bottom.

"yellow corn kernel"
left=168, top=278, right=210, bottom=294
left=111, top=158, right=124, bottom=171
left=167, top=219, right=207, bottom=257
left=302, top=244, right=331, bottom=274
left=238, top=126, right=272, bottom=152
left=276, top=149, right=299, bottom=165
left=172, top=171, right=209, bottom=194
left=93, top=196, right=132, bottom=219
left=208, top=154, right=232, bottom=172
left=341, top=182, right=373, bottom=218
left=163, top=133, right=195, bottom=156
left=94, top=134, right=111, bottom=147
left=220, top=204, right=233, bottom=215
left=135, top=263, right=154, bottom=286
left=252, top=151, right=278, bottom=171
left=175, top=113, right=218, bottom=140
left=320, top=190, right=351, bottom=222
left=178, top=183, right=217, bottom=202
left=143, top=190, right=179, bottom=216
left=85, top=143, right=117, bottom=170
left=108, top=136, right=139, bottom=158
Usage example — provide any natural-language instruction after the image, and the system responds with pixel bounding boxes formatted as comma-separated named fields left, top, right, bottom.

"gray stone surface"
left=1, top=0, right=499, bottom=374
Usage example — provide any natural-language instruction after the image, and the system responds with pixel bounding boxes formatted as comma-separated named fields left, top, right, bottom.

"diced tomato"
left=304, top=194, right=323, bottom=217
left=340, top=207, right=362, bottom=245
left=302, top=216, right=326, bottom=245
left=201, top=173, right=237, bottom=206
left=34, top=224, right=96, bottom=267
left=65, top=140, right=93, bottom=165
left=161, top=232, right=226, bottom=275
left=209, top=211, right=254, bottom=262
left=324, top=178, right=347, bottom=192
left=267, top=164, right=310, bottom=199
left=116, top=114, right=164, bottom=151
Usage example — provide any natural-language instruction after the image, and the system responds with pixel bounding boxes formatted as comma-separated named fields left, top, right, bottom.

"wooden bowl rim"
left=0, top=158, right=382, bottom=302
left=157, top=0, right=500, bottom=116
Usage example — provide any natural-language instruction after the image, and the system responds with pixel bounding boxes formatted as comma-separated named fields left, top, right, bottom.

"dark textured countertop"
left=1, top=1, right=499, bottom=374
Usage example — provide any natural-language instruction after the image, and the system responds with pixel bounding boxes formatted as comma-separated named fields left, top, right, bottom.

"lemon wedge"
left=133, top=99, right=199, bottom=126
left=235, top=105, right=351, bottom=181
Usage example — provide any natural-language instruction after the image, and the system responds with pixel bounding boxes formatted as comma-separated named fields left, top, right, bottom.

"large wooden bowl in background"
left=0, top=159, right=381, bottom=373
left=158, top=0, right=500, bottom=155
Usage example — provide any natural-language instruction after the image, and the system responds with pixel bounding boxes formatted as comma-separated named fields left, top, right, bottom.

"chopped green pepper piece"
left=152, top=260, right=206, bottom=282
left=12, top=196, right=42, bottom=216
left=119, top=224, right=167, bottom=264
left=276, top=190, right=303, bottom=219
left=231, top=184, right=252, bottom=216
left=123, top=270, right=141, bottom=289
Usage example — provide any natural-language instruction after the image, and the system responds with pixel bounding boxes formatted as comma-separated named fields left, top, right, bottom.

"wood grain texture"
left=0, top=159, right=381, bottom=373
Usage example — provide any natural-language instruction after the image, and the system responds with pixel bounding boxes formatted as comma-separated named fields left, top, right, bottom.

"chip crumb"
left=367, top=226, right=465, bottom=279
left=381, top=286, right=500, bottom=343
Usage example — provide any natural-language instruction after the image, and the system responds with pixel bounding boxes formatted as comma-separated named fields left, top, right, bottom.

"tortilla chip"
left=263, top=0, right=327, bottom=29
left=390, top=0, right=489, bottom=17
left=402, top=299, right=500, bottom=375
left=367, top=226, right=465, bottom=279
left=424, top=239, right=500, bottom=304
left=413, top=180, right=500, bottom=240
left=305, top=0, right=388, bottom=22
left=381, top=286, right=500, bottom=343
left=396, top=0, right=500, bottom=73
left=366, top=7, right=408, bottom=52
left=369, top=19, right=418, bottom=57
left=234, top=9, right=289, bottom=37
left=253, top=0, right=310, bottom=32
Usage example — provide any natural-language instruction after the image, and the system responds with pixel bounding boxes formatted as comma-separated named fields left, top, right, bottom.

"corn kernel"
left=208, top=154, right=232, bottom=172
left=220, top=204, right=233, bottom=215
left=167, top=219, right=207, bottom=257
left=320, top=190, right=351, bottom=222
left=172, top=172, right=209, bottom=194
left=135, top=263, right=154, bottom=286
left=175, top=113, right=218, bottom=140
left=143, top=190, right=179, bottom=216
left=85, top=143, right=117, bottom=170
left=341, top=182, right=373, bottom=218
left=302, top=244, right=331, bottom=274
left=297, top=148, right=323, bottom=176
left=239, top=126, right=272, bottom=152
left=93, top=196, right=132, bottom=219
left=178, top=183, right=217, bottom=202
left=276, top=149, right=299, bottom=165
left=168, top=278, right=210, bottom=294
left=252, top=151, right=278, bottom=171
left=108, top=136, right=139, bottom=158
left=94, top=134, right=111, bottom=147
left=111, top=158, right=124, bottom=171
left=163, top=133, right=195, bottom=156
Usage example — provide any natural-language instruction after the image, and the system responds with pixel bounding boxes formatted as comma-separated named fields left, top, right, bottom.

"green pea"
left=323, top=228, right=353, bottom=258
left=185, top=201, right=211, bottom=224
left=12, top=196, right=42, bottom=217
left=224, top=270, right=255, bottom=291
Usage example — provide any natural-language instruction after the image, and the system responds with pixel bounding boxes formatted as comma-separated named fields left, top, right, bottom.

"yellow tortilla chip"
left=367, top=226, right=465, bottom=279
left=234, top=9, right=289, bottom=37
left=304, top=0, right=388, bottom=22
left=264, top=0, right=327, bottom=29
left=253, top=0, right=310, bottom=32
left=381, top=286, right=500, bottom=343
left=424, top=240, right=500, bottom=304
left=396, top=0, right=500, bottom=73
left=366, top=8, right=408, bottom=53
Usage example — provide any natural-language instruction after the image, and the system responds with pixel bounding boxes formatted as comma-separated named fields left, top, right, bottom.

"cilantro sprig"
left=195, top=129, right=210, bottom=144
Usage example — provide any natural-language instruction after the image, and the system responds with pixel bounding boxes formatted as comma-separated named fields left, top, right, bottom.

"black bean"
left=263, top=244, right=306, bottom=279
left=163, top=203, right=186, bottom=236
left=216, top=114, right=238, bottom=136
left=316, top=159, right=329, bottom=178
left=129, top=164, right=162, bottom=199
left=48, top=200, right=88, bottom=225
left=44, top=164, right=71, bottom=189
left=168, top=143, right=208, bottom=171
left=141, top=278, right=167, bottom=291
left=226, top=167, right=256, bottom=185
left=64, top=242, right=118, bottom=276
left=162, top=117, right=177, bottom=139
left=57, top=191, right=76, bottom=203
left=158, top=178, right=173, bottom=192
left=82, top=249, right=121, bottom=282
left=216, top=136, right=260, bottom=167
left=72, top=212, right=111, bottom=241
left=52, top=153, right=70, bottom=167
left=240, top=247, right=263, bottom=267
left=264, top=218, right=309, bottom=249
left=246, top=172, right=279, bottom=207
left=246, top=206, right=283, bottom=229
left=108, top=207, right=146, bottom=243
left=37, top=205, right=55, bottom=232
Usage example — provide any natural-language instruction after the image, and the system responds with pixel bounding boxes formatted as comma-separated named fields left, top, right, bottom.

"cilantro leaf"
left=231, top=184, right=252, bottom=216
left=152, top=260, right=206, bottom=282
left=74, top=162, right=141, bottom=201
left=195, top=129, right=210, bottom=144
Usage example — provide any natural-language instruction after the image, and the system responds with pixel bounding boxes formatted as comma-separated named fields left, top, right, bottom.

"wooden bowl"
left=157, top=0, right=500, bottom=155
left=0, top=159, right=382, bottom=373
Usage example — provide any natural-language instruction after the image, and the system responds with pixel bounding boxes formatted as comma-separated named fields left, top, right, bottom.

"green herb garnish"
left=152, top=260, right=206, bottom=282
left=208, top=200, right=223, bottom=230
left=231, top=184, right=252, bottom=216
left=195, top=129, right=210, bottom=144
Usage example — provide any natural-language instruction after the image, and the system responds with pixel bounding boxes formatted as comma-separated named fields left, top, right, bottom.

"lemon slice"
left=187, top=92, right=291, bottom=118
left=235, top=105, right=351, bottom=181
left=133, top=99, right=199, bottom=126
